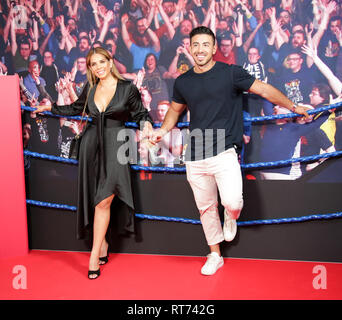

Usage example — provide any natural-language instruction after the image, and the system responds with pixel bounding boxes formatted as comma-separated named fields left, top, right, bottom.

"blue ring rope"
left=24, top=149, right=342, bottom=172
left=21, top=101, right=342, bottom=127
left=25, top=199, right=342, bottom=226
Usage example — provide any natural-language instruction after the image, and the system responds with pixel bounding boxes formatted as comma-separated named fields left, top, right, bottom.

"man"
left=73, top=56, right=87, bottom=94
left=40, top=50, right=59, bottom=102
left=150, top=26, right=310, bottom=276
left=242, top=47, right=268, bottom=83
left=121, top=14, right=161, bottom=71
left=277, top=30, right=306, bottom=70
left=8, top=5, right=40, bottom=77
left=104, top=37, right=127, bottom=74
left=23, top=60, right=52, bottom=102
left=273, top=50, right=316, bottom=106
left=159, top=18, right=194, bottom=69
left=66, top=36, right=91, bottom=71
left=149, top=101, right=183, bottom=167
left=142, top=53, right=170, bottom=114
left=278, top=10, right=292, bottom=37
left=301, top=84, right=336, bottom=172
left=168, top=36, right=194, bottom=77
left=11, top=38, right=35, bottom=77
left=213, top=31, right=235, bottom=65
left=319, top=16, right=342, bottom=72
left=240, top=47, right=270, bottom=164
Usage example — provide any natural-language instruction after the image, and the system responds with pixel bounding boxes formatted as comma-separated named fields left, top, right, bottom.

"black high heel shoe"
left=88, top=268, right=101, bottom=279
left=99, top=241, right=109, bottom=265
left=99, top=254, right=109, bottom=265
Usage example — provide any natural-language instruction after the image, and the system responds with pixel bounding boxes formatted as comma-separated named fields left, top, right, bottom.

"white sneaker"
left=201, top=252, right=224, bottom=276
left=223, top=209, right=237, bottom=242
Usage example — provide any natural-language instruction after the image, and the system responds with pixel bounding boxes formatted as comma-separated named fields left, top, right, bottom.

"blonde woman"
left=34, top=47, right=154, bottom=279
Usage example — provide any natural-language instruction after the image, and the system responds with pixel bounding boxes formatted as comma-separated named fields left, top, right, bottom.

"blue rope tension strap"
left=25, top=199, right=342, bottom=227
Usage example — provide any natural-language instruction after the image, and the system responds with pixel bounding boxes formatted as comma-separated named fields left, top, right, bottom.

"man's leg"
left=186, top=161, right=224, bottom=275
left=212, top=148, right=244, bottom=242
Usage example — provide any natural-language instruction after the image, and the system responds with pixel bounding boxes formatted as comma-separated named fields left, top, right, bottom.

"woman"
left=142, top=53, right=171, bottom=120
left=34, top=47, right=154, bottom=279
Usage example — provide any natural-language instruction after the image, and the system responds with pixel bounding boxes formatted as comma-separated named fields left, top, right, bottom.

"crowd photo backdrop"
left=0, top=0, right=340, bottom=181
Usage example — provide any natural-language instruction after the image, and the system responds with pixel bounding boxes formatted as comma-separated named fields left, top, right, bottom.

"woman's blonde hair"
left=85, top=46, right=124, bottom=88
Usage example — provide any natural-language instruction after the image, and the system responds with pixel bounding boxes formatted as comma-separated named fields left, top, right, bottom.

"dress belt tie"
left=92, top=114, right=124, bottom=182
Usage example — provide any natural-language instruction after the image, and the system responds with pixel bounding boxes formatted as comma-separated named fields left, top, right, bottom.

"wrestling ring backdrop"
left=1, top=75, right=342, bottom=263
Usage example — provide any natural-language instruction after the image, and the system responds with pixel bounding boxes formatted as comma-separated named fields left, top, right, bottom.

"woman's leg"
left=89, top=194, right=115, bottom=277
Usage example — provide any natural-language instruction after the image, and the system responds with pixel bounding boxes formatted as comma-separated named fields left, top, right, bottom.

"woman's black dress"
left=51, top=80, right=153, bottom=239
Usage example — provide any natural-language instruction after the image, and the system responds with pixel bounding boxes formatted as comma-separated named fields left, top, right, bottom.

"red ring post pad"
left=0, top=74, right=28, bottom=258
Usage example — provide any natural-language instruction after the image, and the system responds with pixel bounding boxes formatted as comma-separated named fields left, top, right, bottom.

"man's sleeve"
left=232, top=65, right=256, bottom=92
left=172, top=78, right=186, bottom=105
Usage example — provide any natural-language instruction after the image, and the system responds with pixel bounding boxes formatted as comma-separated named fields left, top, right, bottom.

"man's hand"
left=149, top=128, right=168, bottom=145
left=301, top=43, right=318, bottom=60
left=294, top=103, right=312, bottom=119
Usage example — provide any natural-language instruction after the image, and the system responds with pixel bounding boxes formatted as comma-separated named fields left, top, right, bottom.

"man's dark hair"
left=312, top=83, right=333, bottom=104
left=19, top=37, right=31, bottom=48
left=216, top=30, right=233, bottom=46
left=189, top=26, right=216, bottom=44
left=287, top=48, right=304, bottom=59
left=292, top=30, right=305, bottom=39
left=79, top=36, right=90, bottom=45
left=330, top=16, right=342, bottom=25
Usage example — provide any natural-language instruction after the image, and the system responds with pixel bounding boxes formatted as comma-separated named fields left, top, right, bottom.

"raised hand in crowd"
left=98, top=10, right=114, bottom=43
left=301, top=43, right=319, bottom=60
left=89, top=29, right=97, bottom=44
left=29, top=93, right=40, bottom=109
left=89, top=0, right=101, bottom=28
left=134, top=68, right=146, bottom=89
left=188, top=10, right=198, bottom=29
left=302, top=44, right=342, bottom=96
left=207, top=0, right=217, bottom=31
left=335, top=28, right=342, bottom=47
left=281, top=0, right=293, bottom=12
left=329, top=94, right=342, bottom=116
left=0, top=62, right=8, bottom=75
left=139, top=86, right=152, bottom=112
left=62, top=73, right=78, bottom=104
left=59, top=118, right=81, bottom=135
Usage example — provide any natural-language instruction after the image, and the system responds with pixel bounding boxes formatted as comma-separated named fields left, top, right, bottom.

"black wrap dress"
left=51, top=79, right=153, bottom=239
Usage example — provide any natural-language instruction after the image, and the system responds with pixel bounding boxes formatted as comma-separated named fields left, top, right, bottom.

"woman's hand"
left=141, top=121, right=154, bottom=141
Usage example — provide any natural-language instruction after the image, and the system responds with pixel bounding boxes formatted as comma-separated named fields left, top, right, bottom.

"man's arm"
left=157, top=0, right=175, bottom=40
left=10, top=17, right=17, bottom=56
left=98, top=10, right=114, bottom=43
left=121, top=14, right=133, bottom=51
left=249, top=79, right=310, bottom=116
left=146, top=27, right=160, bottom=53
left=302, top=44, right=342, bottom=96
